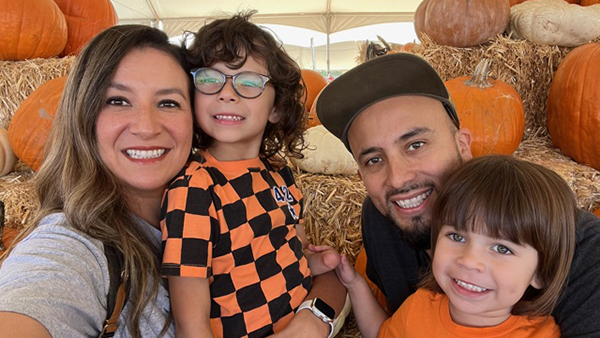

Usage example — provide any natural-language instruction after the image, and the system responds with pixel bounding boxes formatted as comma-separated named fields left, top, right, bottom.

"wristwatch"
left=296, top=298, right=336, bottom=338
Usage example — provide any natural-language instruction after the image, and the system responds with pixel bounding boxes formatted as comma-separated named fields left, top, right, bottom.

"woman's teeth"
left=126, top=149, right=165, bottom=159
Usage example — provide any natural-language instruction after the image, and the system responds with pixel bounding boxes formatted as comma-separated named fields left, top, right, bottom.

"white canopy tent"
left=110, top=0, right=422, bottom=71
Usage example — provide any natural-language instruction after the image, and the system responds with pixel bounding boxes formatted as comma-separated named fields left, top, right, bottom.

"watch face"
left=314, top=298, right=335, bottom=320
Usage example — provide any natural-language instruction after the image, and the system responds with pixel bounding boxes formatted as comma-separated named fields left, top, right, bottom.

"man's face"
left=348, top=96, right=472, bottom=246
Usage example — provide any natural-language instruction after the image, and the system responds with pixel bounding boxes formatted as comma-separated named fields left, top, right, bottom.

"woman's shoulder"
left=34, top=213, right=105, bottom=252
left=10, top=213, right=110, bottom=280
left=0, top=213, right=112, bottom=337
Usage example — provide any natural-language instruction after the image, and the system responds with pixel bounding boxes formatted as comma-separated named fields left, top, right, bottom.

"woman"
left=0, top=25, right=193, bottom=337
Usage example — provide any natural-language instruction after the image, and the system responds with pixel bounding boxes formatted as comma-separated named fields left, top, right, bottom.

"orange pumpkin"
left=54, top=0, right=118, bottom=56
left=580, top=0, right=600, bottom=5
left=548, top=43, right=600, bottom=170
left=445, top=59, right=525, bottom=157
left=307, top=90, right=324, bottom=129
left=301, top=69, right=328, bottom=113
left=510, top=0, right=582, bottom=5
left=8, top=76, right=67, bottom=171
left=0, top=226, right=21, bottom=255
left=0, top=0, right=67, bottom=60
left=414, top=0, right=510, bottom=47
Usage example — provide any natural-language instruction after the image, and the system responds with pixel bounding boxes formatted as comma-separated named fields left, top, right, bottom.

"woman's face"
left=96, top=47, right=193, bottom=201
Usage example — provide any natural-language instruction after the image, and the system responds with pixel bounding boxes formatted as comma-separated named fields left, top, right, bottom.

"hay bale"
left=0, top=57, right=75, bottom=129
left=295, top=170, right=366, bottom=263
left=414, top=34, right=579, bottom=140
left=357, top=35, right=600, bottom=140
left=514, top=137, right=600, bottom=213
left=0, top=168, right=36, bottom=229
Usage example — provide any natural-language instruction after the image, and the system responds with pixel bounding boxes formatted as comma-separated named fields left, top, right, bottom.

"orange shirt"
left=378, top=289, right=560, bottom=338
left=161, top=151, right=311, bottom=338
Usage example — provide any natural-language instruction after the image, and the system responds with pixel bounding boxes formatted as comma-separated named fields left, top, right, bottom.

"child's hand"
left=335, top=254, right=361, bottom=289
left=305, top=244, right=341, bottom=276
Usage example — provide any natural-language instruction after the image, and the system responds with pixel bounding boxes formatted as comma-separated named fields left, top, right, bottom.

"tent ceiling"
left=111, top=0, right=422, bottom=37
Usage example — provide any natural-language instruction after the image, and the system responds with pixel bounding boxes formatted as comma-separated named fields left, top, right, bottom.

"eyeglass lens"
left=194, top=68, right=267, bottom=99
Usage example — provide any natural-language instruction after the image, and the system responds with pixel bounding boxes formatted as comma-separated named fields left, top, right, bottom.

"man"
left=316, top=53, right=600, bottom=337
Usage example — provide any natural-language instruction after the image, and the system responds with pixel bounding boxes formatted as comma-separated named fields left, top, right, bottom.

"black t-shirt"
left=362, top=196, right=600, bottom=337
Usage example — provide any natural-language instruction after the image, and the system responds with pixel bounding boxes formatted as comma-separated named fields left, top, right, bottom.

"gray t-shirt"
left=0, top=213, right=174, bottom=337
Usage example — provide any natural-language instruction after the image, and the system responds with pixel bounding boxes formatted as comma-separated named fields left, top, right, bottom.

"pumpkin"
left=53, top=0, right=118, bottom=56
left=509, top=0, right=580, bottom=6
left=291, top=125, right=357, bottom=175
left=444, top=59, right=525, bottom=157
left=8, top=76, right=67, bottom=171
left=510, top=0, right=580, bottom=4
left=307, top=91, right=323, bottom=129
left=301, top=69, right=328, bottom=113
left=507, top=0, right=600, bottom=47
left=581, top=0, right=600, bottom=5
left=0, top=127, right=17, bottom=176
left=594, top=208, right=600, bottom=218
left=414, top=0, right=510, bottom=47
left=547, top=43, right=600, bottom=170
left=0, top=0, right=67, bottom=60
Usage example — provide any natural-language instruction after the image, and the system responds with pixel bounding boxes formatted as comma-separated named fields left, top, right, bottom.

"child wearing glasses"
left=160, top=11, right=341, bottom=338
left=336, top=155, right=576, bottom=338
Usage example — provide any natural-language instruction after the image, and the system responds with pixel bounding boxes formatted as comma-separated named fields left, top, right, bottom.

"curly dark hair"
left=185, top=10, right=306, bottom=162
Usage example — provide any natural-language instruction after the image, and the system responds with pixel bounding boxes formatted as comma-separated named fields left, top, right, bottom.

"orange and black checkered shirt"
left=161, top=151, right=312, bottom=338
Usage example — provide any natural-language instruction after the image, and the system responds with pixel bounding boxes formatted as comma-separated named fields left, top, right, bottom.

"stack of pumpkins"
left=412, top=0, right=600, bottom=173
left=0, top=0, right=117, bottom=174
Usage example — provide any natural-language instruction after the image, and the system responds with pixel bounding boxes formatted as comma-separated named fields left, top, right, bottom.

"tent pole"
left=326, top=15, right=331, bottom=76
left=311, top=38, right=316, bottom=70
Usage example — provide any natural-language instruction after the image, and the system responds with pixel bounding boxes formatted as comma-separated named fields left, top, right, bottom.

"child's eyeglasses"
left=191, top=67, right=272, bottom=99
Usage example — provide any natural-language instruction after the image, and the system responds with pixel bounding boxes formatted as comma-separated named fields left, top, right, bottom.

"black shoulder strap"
left=98, top=243, right=128, bottom=338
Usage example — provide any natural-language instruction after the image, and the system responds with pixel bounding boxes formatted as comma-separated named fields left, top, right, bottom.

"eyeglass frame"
left=190, top=67, right=272, bottom=99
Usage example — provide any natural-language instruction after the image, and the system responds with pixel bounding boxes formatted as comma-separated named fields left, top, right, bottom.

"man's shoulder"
left=571, top=210, right=600, bottom=270
left=575, top=209, right=600, bottom=240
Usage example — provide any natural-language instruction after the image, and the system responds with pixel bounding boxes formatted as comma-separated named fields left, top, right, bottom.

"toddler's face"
left=432, top=225, right=541, bottom=327
left=193, top=54, right=278, bottom=161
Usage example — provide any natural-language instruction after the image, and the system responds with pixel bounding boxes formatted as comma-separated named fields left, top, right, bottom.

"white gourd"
left=0, top=127, right=17, bottom=176
left=508, top=0, right=600, bottom=47
left=291, top=125, right=358, bottom=175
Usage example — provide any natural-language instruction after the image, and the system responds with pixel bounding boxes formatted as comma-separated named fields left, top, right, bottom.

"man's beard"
left=383, top=183, right=435, bottom=250
left=390, top=214, right=431, bottom=249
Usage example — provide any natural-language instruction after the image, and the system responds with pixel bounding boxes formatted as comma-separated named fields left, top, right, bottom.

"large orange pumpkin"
left=0, top=0, right=67, bottom=60
left=580, top=0, right=600, bottom=5
left=445, top=59, right=525, bottom=157
left=510, top=0, right=581, bottom=5
left=548, top=43, right=600, bottom=170
left=414, top=0, right=510, bottom=47
left=307, top=91, right=323, bottom=129
left=8, top=76, right=67, bottom=171
left=301, top=69, right=328, bottom=113
left=54, top=0, right=118, bottom=56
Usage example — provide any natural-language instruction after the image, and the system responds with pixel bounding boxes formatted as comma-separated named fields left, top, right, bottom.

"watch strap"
left=296, top=299, right=335, bottom=338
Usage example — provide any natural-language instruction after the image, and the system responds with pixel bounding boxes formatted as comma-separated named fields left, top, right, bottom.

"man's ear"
left=456, top=128, right=473, bottom=161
